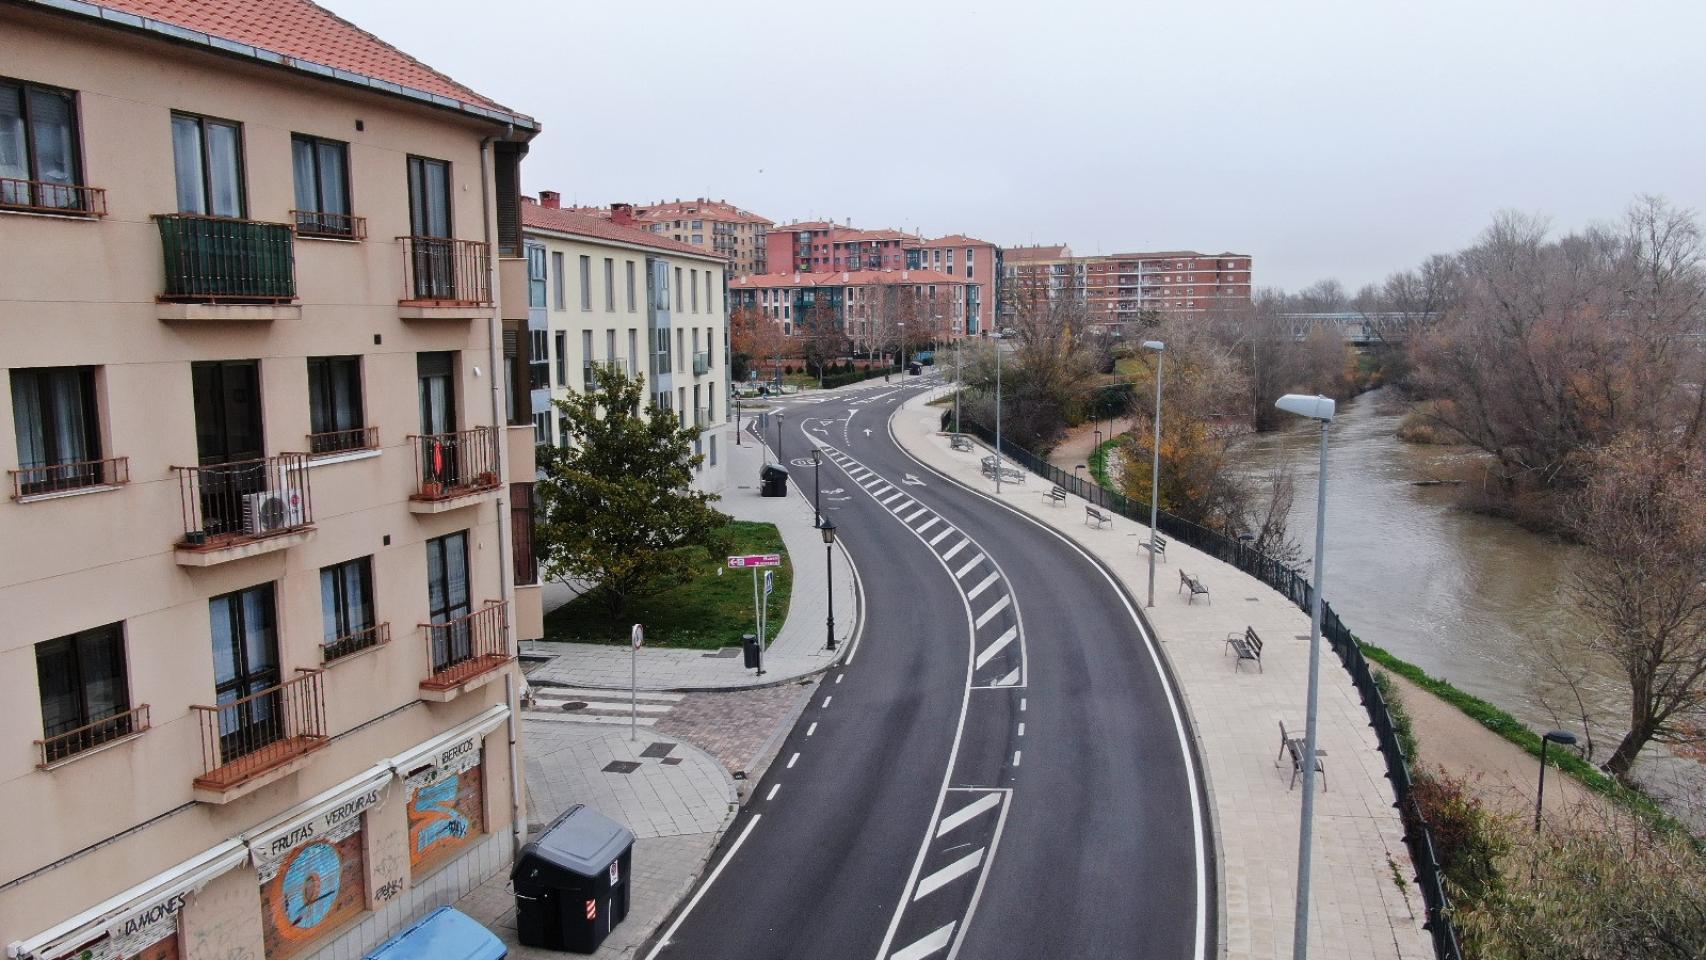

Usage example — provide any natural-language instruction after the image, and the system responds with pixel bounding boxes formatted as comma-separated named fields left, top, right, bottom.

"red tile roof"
left=922, top=234, right=995, bottom=247
left=633, top=199, right=773, bottom=226
left=732, top=268, right=969, bottom=289
left=1003, top=244, right=1073, bottom=262
left=522, top=200, right=721, bottom=261
left=79, top=0, right=530, bottom=122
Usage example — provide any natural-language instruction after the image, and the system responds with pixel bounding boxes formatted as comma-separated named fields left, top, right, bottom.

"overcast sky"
left=325, top=0, right=1706, bottom=290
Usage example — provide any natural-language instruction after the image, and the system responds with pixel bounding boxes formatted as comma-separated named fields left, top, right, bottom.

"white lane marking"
left=954, top=553, right=985, bottom=578
left=768, top=783, right=781, bottom=801
left=928, top=527, right=952, bottom=546
left=974, top=594, right=1011, bottom=628
left=965, top=571, right=999, bottom=601
left=1012, top=751, right=1022, bottom=767
left=941, top=539, right=969, bottom=562
left=890, top=923, right=956, bottom=960
left=643, top=814, right=762, bottom=960
left=935, top=793, right=1001, bottom=838
left=905, top=507, right=929, bottom=523
left=915, top=516, right=940, bottom=534
left=823, top=695, right=833, bottom=708
left=993, top=666, right=1021, bottom=687
left=913, top=848, right=985, bottom=901
left=862, top=477, right=884, bottom=488
left=807, top=722, right=817, bottom=736
left=836, top=674, right=844, bottom=684
left=1020, top=698, right=1027, bottom=711
left=975, top=626, right=1017, bottom=668
left=881, top=492, right=904, bottom=505
left=787, top=752, right=799, bottom=769
left=1018, top=723, right=1026, bottom=737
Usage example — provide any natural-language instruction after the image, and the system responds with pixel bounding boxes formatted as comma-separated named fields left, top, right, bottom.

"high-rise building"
left=562, top=196, right=772, bottom=277
left=767, top=224, right=1000, bottom=336
left=0, top=4, right=544, bottom=960
left=1001, top=245, right=1252, bottom=330
left=729, top=268, right=976, bottom=355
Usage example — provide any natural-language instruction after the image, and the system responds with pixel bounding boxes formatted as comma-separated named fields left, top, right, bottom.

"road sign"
left=764, top=570, right=774, bottom=597
left=631, top=624, right=644, bottom=649
left=728, top=554, right=783, bottom=569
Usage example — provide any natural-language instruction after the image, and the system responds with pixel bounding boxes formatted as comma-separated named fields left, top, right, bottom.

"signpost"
left=729, top=555, right=782, bottom=675
left=629, top=624, right=643, bottom=740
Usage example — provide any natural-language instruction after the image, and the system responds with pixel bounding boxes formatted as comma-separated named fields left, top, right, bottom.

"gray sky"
left=325, top=0, right=1706, bottom=290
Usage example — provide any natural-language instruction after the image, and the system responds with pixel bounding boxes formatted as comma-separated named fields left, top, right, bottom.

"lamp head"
left=1275, top=393, right=1336, bottom=422
left=1142, top=340, right=1165, bottom=352
left=1543, top=730, right=1578, bottom=746
left=819, top=518, right=838, bottom=544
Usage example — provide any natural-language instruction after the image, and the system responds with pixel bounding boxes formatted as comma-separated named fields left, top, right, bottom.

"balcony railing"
left=409, top=427, right=500, bottom=500
left=291, top=209, right=367, bottom=241
left=695, top=407, right=710, bottom=428
left=154, top=214, right=296, bottom=302
left=421, top=600, right=511, bottom=691
left=36, top=705, right=149, bottom=767
left=10, top=455, right=129, bottom=499
left=323, top=621, right=390, bottom=663
left=399, top=236, right=491, bottom=306
left=307, top=426, right=379, bottom=457
left=172, top=454, right=314, bottom=548
left=192, top=670, right=327, bottom=792
left=693, top=351, right=711, bottom=376
left=1, top=177, right=107, bottom=217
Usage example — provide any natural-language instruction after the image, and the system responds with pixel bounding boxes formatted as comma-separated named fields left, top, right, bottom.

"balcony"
left=35, top=705, right=149, bottom=769
left=693, top=351, right=711, bottom=377
left=154, top=215, right=297, bottom=321
left=398, top=236, right=492, bottom=318
left=9, top=455, right=129, bottom=501
left=408, top=427, right=500, bottom=512
left=323, top=621, right=390, bottom=663
left=307, top=426, right=380, bottom=458
left=192, top=670, right=327, bottom=803
left=291, top=209, right=367, bottom=241
left=1, top=177, right=107, bottom=217
left=420, top=601, right=512, bottom=700
left=582, top=359, right=626, bottom=391
left=172, top=454, right=315, bottom=566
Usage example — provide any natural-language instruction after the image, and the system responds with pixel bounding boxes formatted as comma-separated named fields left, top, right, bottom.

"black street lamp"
left=774, top=410, right=786, bottom=463
left=810, top=448, right=823, bottom=526
left=820, top=519, right=838, bottom=651
left=1074, top=463, right=1086, bottom=491
left=1533, top=728, right=1578, bottom=876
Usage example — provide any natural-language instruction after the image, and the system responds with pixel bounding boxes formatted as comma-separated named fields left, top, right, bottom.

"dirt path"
left=1047, top=415, right=1138, bottom=473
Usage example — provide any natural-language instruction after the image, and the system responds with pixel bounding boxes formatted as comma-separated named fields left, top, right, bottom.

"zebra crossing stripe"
left=975, top=626, right=1018, bottom=668
left=941, top=539, right=969, bottom=562
left=890, top=923, right=955, bottom=960
left=928, top=527, right=952, bottom=545
left=955, top=553, right=985, bottom=578
left=975, top=594, right=1011, bottom=628
left=904, top=507, right=928, bottom=523
left=966, top=571, right=999, bottom=600
left=916, top=517, right=940, bottom=534
left=881, top=492, right=903, bottom=505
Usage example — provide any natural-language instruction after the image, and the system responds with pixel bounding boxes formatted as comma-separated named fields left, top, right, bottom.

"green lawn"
left=542, top=520, right=793, bottom=650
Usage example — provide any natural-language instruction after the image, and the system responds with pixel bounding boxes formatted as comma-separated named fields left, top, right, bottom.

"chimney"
left=611, top=202, right=636, bottom=226
left=538, top=190, right=561, bottom=209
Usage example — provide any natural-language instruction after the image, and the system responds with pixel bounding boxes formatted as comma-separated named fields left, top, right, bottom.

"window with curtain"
left=426, top=531, right=471, bottom=669
left=306, top=356, right=365, bottom=452
left=209, top=583, right=280, bottom=757
left=10, top=366, right=101, bottom=493
left=35, top=623, right=130, bottom=760
left=320, top=556, right=376, bottom=660
left=172, top=112, right=244, bottom=218
left=527, top=243, right=547, bottom=308
left=1, top=77, right=84, bottom=211
left=290, top=134, right=351, bottom=236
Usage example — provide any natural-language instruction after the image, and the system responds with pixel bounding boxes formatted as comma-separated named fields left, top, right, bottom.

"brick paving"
left=656, top=680, right=820, bottom=781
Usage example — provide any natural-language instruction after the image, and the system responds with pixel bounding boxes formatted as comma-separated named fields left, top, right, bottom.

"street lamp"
left=954, top=335, right=963, bottom=435
left=1142, top=340, right=1165, bottom=609
left=898, top=321, right=907, bottom=373
left=1274, top=392, right=1336, bottom=960
left=1074, top=463, right=1086, bottom=491
left=774, top=410, right=785, bottom=463
left=1532, top=729, right=1578, bottom=876
left=994, top=332, right=1005, bottom=493
left=820, top=519, right=838, bottom=651
left=810, top=448, right=822, bottom=527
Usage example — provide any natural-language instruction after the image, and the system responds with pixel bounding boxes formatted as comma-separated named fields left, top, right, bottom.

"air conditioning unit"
left=243, top=485, right=307, bottom=535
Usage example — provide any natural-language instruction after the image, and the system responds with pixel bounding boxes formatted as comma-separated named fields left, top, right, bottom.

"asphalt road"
left=647, top=375, right=1213, bottom=960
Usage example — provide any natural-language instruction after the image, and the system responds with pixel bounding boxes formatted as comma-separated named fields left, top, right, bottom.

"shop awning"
left=385, top=704, right=509, bottom=779
left=242, top=764, right=395, bottom=877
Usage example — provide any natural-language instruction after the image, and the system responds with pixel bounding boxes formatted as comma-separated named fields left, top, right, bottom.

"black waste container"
left=511, top=804, right=636, bottom=954
left=742, top=632, right=761, bottom=668
left=760, top=463, right=789, bottom=497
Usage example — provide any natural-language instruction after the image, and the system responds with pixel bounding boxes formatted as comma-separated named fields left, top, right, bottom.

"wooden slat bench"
left=1224, top=626, right=1263, bottom=672
left=1139, top=534, right=1168, bottom=563
left=1085, top=506, right=1113, bottom=529
left=1179, top=570, right=1210, bottom=603
left=1043, top=486, right=1067, bottom=505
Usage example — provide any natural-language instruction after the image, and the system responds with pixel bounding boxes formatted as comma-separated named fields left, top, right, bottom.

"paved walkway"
left=897, top=391, right=1432, bottom=960
left=526, top=419, right=858, bottom=691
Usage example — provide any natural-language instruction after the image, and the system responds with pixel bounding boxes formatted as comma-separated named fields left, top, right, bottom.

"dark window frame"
left=9, top=365, right=102, bottom=492
left=290, top=133, right=354, bottom=236
left=306, top=355, right=366, bottom=452
left=320, top=556, right=377, bottom=660
left=0, top=76, right=86, bottom=208
left=208, top=582, right=281, bottom=758
left=171, top=111, right=247, bottom=218
left=406, top=154, right=453, bottom=238
left=35, top=622, right=130, bottom=757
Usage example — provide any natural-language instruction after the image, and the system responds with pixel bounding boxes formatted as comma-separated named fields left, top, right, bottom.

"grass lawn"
left=542, top=520, right=793, bottom=650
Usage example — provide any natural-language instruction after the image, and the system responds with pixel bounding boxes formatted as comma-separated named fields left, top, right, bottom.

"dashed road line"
left=788, top=752, right=800, bottom=768
left=767, top=783, right=781, bottom=801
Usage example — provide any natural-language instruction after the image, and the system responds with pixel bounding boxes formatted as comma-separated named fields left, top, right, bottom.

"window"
left=706, top=272, right=714, bottom=314
left=290, top=134, right=352, bottom=236
left=626, top=260, right=637, bottom=312
left=527, top=244, right=546, bottom=309
left=582, top=330, right=595, bottom=389
left=709, top=434, right=717, bottom=467
left=529, top=329, right=548, bottom=390
left=579, top=255, right=592, bottom=310
left=425, top=532, right=471, bottom=669
left=675, top=267, right=684, bottom=312
left=406, top=156, right=451, bottom=237
left=551, top=252, right=566, bottom=310
left=691, top=269, right=699, bottom=313
left=306, top=356, right=366, bottom=453
left=691, top=219, right=703, bottom=230
left=692, top=234, right=703, bottom=245
left=627, top=331, right=637, bottom=376
left=320, top=557, right=376, bottom=660
left=172, top=112, right=244, bottom=217
left=554, top=331, right=567, bottom=387
left=604, top=258, right=615, bottom=311
left=35, top=623, right=130, bottom=762
left=607, top=329, right=617, bottom=367
left=10, top=366, right=102, bottom=494
left=1, top=78, right=87, bottom=212
left=678, top=387, right=686, bottom=425
left=209, top=583, right=281, bottom=760
left=677, top=329, right=685, bottom=372
left=532, top=411, right=550, bottom=446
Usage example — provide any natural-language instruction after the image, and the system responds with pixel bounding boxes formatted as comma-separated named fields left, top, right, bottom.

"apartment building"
left=1000, top=244, right=1252, bottom=330
left=562, top=196, right=771, bottom=278
left=522, top=196, right=731, bottom=493
left=729, top=269, right=975, bottom=355
left=767, top=224, right=999, bottom=336
left=1, top=4, right=545, bottom=960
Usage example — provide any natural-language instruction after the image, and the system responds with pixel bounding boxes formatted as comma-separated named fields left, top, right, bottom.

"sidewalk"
left=893, top=392, right=1432, bottom=960
left=526, top=419, right=858, bottom=691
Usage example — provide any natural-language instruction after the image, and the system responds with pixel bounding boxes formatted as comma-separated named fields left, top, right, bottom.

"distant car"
left=908, top=363, right=922, bottom=375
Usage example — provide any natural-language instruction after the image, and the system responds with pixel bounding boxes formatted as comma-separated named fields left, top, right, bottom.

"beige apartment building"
left=0, top=3, right=546, bottom=960
left=567, top=196, right=771, bottom=277
left=523, top=195, right=731, bottom=493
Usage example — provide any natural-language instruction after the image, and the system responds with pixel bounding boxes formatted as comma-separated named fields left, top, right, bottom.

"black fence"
left=947, top=413, right=1462, bottom=960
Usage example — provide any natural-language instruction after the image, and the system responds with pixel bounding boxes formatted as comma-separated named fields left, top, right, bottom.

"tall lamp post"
left=774, top=410, right=785, bottom=464
left=1274, top=393, right=1336, bottom=960
left=897, top=321, right=907, bottom=373
left=1532, top=729, right=1578, bottom=877
left=810, top=448, right=822, bottom=527
left=1142, top=340, right=1165, bottom=608
left=821, top=519, right=838, bottom=651
left=953, top=335, right=963, bottom=434
left=994, top=332, right=1005, bottom=493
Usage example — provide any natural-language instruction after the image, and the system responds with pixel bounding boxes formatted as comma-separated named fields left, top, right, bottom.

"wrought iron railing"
left=172, top=453, right=314, bottom=548
left=291, top=209, right=367, bottom=240
left=9, top=455, right=129, bottom=499
left=35, top=705, right=149, bottom=767
left=307, top=426, right=379, bottom=456
left=154, top=214, right=296, bottom=302
left=323, top=622, right=390, bottom=662
left=408, top=426, right=500, bottom=500
left=399, top=236, right=491, bottom=305
left=1, top=177, right=107, bottom=217
left=421, top=600, right=510, bottom=690
left=192, top=670, right=327, bottom=791
left=946, top=413, right=1464, bottom=960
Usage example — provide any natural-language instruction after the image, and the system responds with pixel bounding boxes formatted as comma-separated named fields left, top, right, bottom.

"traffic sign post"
left=730, top=555, right=781, bottom=676
left=629, top=624, right=643, bottom=740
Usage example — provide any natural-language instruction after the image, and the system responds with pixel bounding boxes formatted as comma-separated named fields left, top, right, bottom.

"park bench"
left=1179, top=570, right=1210, bottom=604
left=1043, top=486, right=1067, bottom=506
left=980, top=455, right=1025, bottom=484
left=1085, top=505, right=1113, bottom=529
left=950, top=434, right=974, bottom=452
left=1139, top=534, right=1168, bottom=563
left=1224, top=626, right=1263, bottom=672
left=1276, top=720, right=1327, bottom=792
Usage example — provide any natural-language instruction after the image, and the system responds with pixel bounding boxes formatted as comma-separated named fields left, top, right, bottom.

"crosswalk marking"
left=975, top=626, right=1017, bottom=668
left=893, top=498, right=915, bottom=513
left=966, top=571, right=999, bottom=600
left=928, top=527, right=952, bottom=546
left=993, top=666, right=1021, bottom=686
left=916, top=517, right=940, bottom=534
left=874, top=484, right=894, bottom=496
left=890, top=923, right=956, bottom=960
left=936, top=793, right=1001, bottom=837
left=904, top=507, right=928, bottom=523
left=941, top=539, right=969, bottom=562
left=881, top=492, right=903, bottom=505
left=914, top=848, right=985, bottom=900
left=975, top=594, right=1011, bottom=628
left=955, top=553, right=985, bottom=578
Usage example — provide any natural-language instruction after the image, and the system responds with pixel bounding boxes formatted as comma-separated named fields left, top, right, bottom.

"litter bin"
left=760, top=463, right=789, bottom=497
left=364, top=908, right=504, bottom=960
left=511, top=804, right=636, bottom=954
left=742, top=632, right=761, bottom=669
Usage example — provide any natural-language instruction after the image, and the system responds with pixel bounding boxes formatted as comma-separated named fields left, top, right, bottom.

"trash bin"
left=511, top=804, right=636, bottom=954
left=742, top=632, right=761, bottom=669
left=760, top=463, right=789, bottom=497
left=364, top=908, right=504, bottom=960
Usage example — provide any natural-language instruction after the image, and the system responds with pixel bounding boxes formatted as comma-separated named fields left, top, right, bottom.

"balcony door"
left=426, top=532, right=472, bottom=669
left=192, top=360, right=264, bottom=539
left=416, top=352, right=459, bottom=487
left=407, top=156, right=453, bottom=299
left=209, top=584, right=280, bottom=761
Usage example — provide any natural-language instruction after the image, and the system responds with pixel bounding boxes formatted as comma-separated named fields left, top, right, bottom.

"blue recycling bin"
left=363, top=907, right=505, bottom=960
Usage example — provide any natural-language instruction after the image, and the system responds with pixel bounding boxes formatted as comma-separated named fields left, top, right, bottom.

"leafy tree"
left=797, top=296, right=846, bottom=384
left=535, top=365, right=726, bottom=621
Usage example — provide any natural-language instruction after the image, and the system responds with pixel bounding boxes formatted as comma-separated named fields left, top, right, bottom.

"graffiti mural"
left=258, top=824, right=365, bottom=958
left=405, top=758, right=484, bottom=873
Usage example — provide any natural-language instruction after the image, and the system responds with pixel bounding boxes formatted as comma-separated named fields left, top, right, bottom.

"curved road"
left=648, top=376, right=1214, bottom=960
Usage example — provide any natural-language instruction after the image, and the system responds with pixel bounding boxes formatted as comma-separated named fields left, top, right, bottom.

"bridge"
left=1278, top=312, right=1432, bottom=345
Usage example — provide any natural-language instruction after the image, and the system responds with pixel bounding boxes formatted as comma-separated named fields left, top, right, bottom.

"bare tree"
left=797, top=295, right=846, bottom=386
left=730, top=304, right=789, bottom=384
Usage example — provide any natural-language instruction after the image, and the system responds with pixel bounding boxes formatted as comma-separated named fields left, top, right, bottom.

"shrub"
left=1411, top=768, right=1509, bottom=907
